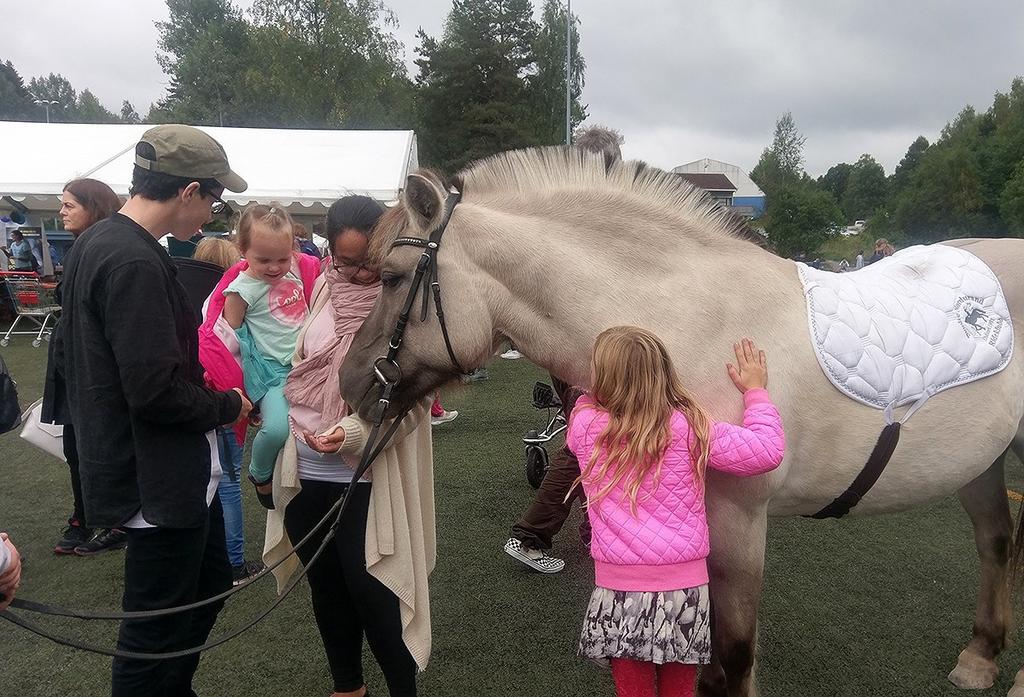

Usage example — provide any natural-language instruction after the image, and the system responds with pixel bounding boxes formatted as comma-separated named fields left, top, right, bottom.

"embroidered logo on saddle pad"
left=796, top=245, right=1014, bottom=411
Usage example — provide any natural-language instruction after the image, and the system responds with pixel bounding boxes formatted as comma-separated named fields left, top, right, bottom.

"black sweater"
left=58, top=213, right=241, bottom=528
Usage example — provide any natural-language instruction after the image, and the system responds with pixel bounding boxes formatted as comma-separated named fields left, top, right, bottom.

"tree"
left=817, top=162, right=853, bottom=208
left=765, top=182, right=844, bottom=257
left=892, top=144, right=985, bottom=241
left=415, top=0, right=541, bottom=171
left=248, top=0, right=413, bottom=128
left=27, top=73, right=76, bottom=121
left=889, top=136, right=929, bottom=198
left=999, top=160, right=1024, bottom=236
left=841, top=154, right=888, bottom=221
left=0, top=61, right=35, bottom=121
left=155, top=0, right=254, bottom=126
left=74, top=89, right=119, bottom=123
left=530, top=0, right=586, bottom=145
left=121, top=101, right=141, bottom=124
left=751, top=112, right=806, bottom=198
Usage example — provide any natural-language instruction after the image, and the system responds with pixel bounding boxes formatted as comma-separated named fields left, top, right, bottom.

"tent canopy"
left=0, top=122, right=418, bottom=214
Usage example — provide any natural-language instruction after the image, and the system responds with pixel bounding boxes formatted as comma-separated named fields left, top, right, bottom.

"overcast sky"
left=6, top=0, right=1023, bottom=176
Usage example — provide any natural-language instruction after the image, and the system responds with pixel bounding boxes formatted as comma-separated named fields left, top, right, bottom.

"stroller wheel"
left=525, top=444, right=549, bottom=489
left=32, top=339, right=41, bottom=348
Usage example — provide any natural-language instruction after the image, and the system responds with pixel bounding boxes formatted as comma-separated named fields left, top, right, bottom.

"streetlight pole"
left=565, top=0, right=572, bottom=145
left=28, top=92, right=59, bottom=123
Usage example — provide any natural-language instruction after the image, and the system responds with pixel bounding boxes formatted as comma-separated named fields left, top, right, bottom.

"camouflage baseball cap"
left=135, top=124, right=247, bottom=193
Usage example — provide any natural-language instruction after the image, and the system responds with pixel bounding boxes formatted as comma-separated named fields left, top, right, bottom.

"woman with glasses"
left=261, top=195, right=435, bottom=697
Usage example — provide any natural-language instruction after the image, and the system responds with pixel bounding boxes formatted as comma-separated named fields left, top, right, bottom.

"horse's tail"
left=1009, top=428, right=1024, bottom=591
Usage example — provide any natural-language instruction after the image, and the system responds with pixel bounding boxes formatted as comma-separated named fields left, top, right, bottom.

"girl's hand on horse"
left=302, top=427, right=345, bottom=454
left=726, top=338, right=768, bottom=393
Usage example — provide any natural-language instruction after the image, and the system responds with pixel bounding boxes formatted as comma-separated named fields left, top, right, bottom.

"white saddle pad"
left=796, top=245, right=1013, bottom=411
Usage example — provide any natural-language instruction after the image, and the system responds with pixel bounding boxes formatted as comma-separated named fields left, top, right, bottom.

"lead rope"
left=0, top=410, right=406, bottom=658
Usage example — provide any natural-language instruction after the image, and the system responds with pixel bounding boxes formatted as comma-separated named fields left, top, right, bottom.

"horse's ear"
left=404, top=173, right=445, bottom=231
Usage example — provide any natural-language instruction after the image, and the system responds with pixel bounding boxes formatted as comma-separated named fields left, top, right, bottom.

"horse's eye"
left=381, top=273, right=403, bottom=288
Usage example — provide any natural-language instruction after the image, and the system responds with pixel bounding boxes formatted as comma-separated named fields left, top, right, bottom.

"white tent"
left=0, top=121, right=419, bottom=215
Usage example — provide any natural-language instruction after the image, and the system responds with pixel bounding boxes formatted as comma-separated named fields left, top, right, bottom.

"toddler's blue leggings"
left=248, top=384, right=290, bottom=483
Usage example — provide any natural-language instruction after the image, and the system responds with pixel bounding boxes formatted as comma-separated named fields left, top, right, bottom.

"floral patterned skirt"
left=578, top=585, right=711, bottom=666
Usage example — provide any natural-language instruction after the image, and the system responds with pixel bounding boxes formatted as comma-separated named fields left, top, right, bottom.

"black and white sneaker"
left=231, top=560, right=267, bottom=586
left=55, top=523, right=94, bottom=555
left=503, top=537, right=565, bottom=573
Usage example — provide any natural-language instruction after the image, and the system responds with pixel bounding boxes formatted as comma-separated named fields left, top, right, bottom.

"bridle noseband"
left=371, top=188, right=465, bottom=420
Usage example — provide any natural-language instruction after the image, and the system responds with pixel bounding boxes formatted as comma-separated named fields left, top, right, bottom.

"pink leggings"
left=610, top=658, right=697, bottom=697
left=430, top=395, right=444, bottom=417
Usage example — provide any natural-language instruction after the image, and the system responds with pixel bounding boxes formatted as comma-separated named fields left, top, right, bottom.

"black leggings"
left=284, top=480, right=417, bottom=696
left=63, top=423, right=87, bottom=525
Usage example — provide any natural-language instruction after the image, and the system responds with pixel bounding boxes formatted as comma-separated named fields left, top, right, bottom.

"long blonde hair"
left=572, top=326, right=713, bottom=516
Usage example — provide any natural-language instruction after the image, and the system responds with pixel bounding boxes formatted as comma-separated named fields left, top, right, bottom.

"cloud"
left=4, top=0, right=1022, bottom=177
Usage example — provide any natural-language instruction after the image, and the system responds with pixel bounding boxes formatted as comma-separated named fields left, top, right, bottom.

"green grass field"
left=3, top=339, right=1024, bottom=696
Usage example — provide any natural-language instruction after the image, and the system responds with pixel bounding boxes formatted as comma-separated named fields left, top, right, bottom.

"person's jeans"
left=215, top=427, right=245, bottom=567
left=111, top=499, right=232, bottom=697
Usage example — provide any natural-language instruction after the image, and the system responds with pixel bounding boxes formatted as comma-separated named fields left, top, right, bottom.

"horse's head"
left=340, top=171, right=495, bottom=419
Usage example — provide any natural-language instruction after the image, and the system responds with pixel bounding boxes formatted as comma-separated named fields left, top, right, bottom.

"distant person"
left=855, top=250, right=864, bottom=269
left=193, top=236, right=268, bottom=584
left=503, top=125, right=625, bottom=573
left=45, top=178, right=124, bottom=556
left=838, top=258, right=849, bottom=272
left=868, top=238, right=894, bottom=264
left=293, top=222, right=322, bottom=258
left=3, top=230, right=36, bottom=271
left=570, top=331, right=784, bottom=697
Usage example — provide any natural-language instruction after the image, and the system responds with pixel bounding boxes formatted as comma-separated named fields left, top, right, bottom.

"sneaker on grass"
left=503, top=537, right=565, bottom=573
left=500, top=349, right=523, bottom=360
left=74, top=528, right=128, bottom=556
left=55, top=523, right=94, bottom=555
left=232, top=560, right=267, bottom=586
left=431, top=410, right=459, bottom=426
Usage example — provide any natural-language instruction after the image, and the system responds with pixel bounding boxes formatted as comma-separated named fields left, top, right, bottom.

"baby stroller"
left=522, top=381, right=567, bottom=488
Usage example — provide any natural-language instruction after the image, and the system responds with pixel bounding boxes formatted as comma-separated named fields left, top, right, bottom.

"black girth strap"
left=806, top=422, right=902, bottom=519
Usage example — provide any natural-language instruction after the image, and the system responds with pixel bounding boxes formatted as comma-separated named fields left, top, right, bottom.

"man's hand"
left=0, top=533, right=22, bottom=613
left=302, top=427, right=345, bottom=454
left=232, top=389, right=253, bottom=425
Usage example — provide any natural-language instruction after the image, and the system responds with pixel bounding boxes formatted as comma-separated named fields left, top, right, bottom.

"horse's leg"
left=1005, top=427, right=1024, bottom=697
left=949, top=450, right=1013, bottom=690
left=697, top=493, right=768, bottom=697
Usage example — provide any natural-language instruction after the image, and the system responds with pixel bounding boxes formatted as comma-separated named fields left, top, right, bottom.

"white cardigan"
left=262, top=276, right=437, bottom=670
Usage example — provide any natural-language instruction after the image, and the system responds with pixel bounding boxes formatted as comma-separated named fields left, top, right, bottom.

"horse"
left=339, top=147, right=1024, bottom=696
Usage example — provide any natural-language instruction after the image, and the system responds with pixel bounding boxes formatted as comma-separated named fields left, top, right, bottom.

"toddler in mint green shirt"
left=223, top=205, right=310, bottom=496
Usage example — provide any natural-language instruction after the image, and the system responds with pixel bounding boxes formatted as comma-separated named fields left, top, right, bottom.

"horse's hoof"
left=948, top=649, right=998, bottom=690
left=1007, top=668, right=1024, bottom=697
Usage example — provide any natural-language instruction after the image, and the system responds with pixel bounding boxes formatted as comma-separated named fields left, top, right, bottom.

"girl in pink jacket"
left=567, top=328, right=784, bottom=697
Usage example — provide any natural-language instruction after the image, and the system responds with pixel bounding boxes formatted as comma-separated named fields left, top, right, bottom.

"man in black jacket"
left=59, top=124, right=252, bottom=696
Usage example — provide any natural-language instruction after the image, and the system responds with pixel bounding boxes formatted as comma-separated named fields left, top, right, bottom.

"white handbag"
left=19, top=398, right=66, bottom=462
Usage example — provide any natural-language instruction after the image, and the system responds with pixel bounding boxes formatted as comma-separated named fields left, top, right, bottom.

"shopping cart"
left=1, top=272, right=60, bottom=347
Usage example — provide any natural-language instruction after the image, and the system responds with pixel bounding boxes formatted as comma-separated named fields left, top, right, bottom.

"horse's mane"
left=370, top=147, right=766, bottom=260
